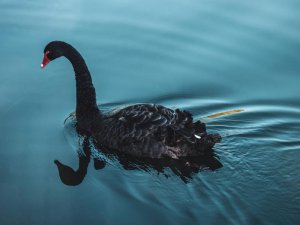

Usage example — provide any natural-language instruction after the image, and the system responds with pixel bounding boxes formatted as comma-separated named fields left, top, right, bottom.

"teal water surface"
left=0, top=0, right=299, bottom=224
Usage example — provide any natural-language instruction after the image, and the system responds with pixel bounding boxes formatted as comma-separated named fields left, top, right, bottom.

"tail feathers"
left=194, top=133, right=221, bottom=156
left=193, top=121, right=206, bottom=134
left=207, top=133, right=222, bottom=143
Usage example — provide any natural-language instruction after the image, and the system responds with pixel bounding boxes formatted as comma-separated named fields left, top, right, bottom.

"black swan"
left=41, top=41, right=221, bottom=159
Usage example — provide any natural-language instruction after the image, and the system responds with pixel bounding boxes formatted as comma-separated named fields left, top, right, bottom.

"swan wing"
left=109, top=104, right=204, bottom=144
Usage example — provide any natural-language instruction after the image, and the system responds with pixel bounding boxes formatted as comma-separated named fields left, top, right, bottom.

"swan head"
left=41, top=41, right=65, bottom=68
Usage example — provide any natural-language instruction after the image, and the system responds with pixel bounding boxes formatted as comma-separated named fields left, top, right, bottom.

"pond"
left=0, top=0, right=299, bottom=224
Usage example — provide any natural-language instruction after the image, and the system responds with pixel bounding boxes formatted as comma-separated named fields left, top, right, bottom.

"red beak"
left=41, top=51, right=50, bottom=68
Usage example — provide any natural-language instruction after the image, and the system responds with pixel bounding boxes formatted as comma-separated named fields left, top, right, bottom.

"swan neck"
left=63, top=44, right=101, bottom=130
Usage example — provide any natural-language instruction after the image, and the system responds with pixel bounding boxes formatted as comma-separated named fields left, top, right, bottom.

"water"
left=0, top=0, right=299, bottom=224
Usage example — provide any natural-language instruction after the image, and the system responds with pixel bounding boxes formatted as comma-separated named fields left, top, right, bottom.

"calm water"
left=0, top=0, right=299, bottom=224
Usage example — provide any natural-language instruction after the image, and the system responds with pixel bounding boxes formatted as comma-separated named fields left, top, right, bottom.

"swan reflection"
left=55, top=122, right=222, bottom=186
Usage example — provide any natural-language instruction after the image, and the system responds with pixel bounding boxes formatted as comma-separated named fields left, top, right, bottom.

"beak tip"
left=41, top=51, right=50, bottom=69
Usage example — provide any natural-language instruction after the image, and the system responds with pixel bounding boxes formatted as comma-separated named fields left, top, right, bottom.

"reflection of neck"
left=55, top=155, right=90, bottom=186
left=55, top=137, right=91, bottom=186
left=63, top=42, right=101, bottom=131
left=76, top=154, right=90, bottom=178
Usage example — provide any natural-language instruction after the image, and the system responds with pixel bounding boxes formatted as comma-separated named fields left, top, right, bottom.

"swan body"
left=42, top=41, right=221, bottom=159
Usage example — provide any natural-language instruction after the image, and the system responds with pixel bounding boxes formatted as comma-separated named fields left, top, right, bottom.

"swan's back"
left=94, top=104, right=221, bottom=158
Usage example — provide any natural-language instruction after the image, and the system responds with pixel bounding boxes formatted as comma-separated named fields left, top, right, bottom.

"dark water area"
left=0, top=0, right=299, bottom=224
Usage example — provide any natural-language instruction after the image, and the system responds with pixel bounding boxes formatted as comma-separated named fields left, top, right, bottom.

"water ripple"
left=1, top=0, right=300, bottom=224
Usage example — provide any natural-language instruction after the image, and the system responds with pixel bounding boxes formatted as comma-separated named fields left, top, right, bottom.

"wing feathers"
left=109, top=104, right=206, bottom=145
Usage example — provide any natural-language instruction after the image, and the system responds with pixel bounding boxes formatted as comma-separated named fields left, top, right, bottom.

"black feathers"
left=93, top=104, right=221, bottom=158
left=43, top=41, right=221, bottom=160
